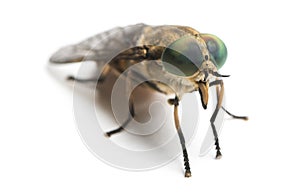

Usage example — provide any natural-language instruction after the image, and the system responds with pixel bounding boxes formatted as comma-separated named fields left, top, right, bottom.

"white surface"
left=1, top=0, right=300, bottom=193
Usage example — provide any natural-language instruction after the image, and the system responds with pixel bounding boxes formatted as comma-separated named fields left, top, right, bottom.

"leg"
left=105, top=99, right=135, bottom=137
left=105, top=70, right=136, bottom=137
left=67, top=64, right=111, bottom=83
left=210, top=80, right=248, bottom=121
left=67, top=76, right=101, bottom=83
left=221, top=107, right=248, bottom=120
left=210, top=80, right=224, bottom=159
left=169, top=97, right=191, bottom=177
left=209, top=79, right=248, bottom=159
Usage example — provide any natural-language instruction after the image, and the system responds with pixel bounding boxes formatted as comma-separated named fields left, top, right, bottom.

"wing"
left=49, top=23, right=148, bottom=65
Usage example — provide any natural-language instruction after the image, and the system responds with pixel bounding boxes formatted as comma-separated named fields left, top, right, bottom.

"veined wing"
left=49, top=23, right=148, bottom=65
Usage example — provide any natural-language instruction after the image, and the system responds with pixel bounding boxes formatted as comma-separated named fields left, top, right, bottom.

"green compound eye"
left=201, top=34, right=227, bottom=70
left=162, top=36, right=203, bottom=76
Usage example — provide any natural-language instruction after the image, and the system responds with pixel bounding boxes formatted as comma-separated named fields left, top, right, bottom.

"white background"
left=1, top=0, right=300, bottom=193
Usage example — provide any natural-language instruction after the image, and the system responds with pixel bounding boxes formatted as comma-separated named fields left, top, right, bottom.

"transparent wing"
left=49, top=23, right=148, bottom=66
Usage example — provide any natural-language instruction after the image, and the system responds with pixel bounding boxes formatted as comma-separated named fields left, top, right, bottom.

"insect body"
left=50, top=23, right=247, bottom=177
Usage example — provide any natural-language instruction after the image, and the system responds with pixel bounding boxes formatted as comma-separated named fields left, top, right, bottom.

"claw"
left=185, top=170, right=192, bottom=178
left=216, top=151, right=222, bottom=159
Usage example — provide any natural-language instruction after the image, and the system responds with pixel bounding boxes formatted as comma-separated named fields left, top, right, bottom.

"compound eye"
left=161, top=36, right=203, bottom=76
left=202, top=34, right=227, bottom=70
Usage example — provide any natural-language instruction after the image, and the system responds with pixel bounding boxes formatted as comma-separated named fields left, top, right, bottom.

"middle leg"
left=105, top=70, right=136, bottom=137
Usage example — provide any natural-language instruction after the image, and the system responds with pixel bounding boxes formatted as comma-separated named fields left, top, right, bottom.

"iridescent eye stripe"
left=195, top=34, right=211, bottom=62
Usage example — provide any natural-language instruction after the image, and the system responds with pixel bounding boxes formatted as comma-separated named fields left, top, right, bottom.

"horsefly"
left=49, top=23, right=248, bottom=177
